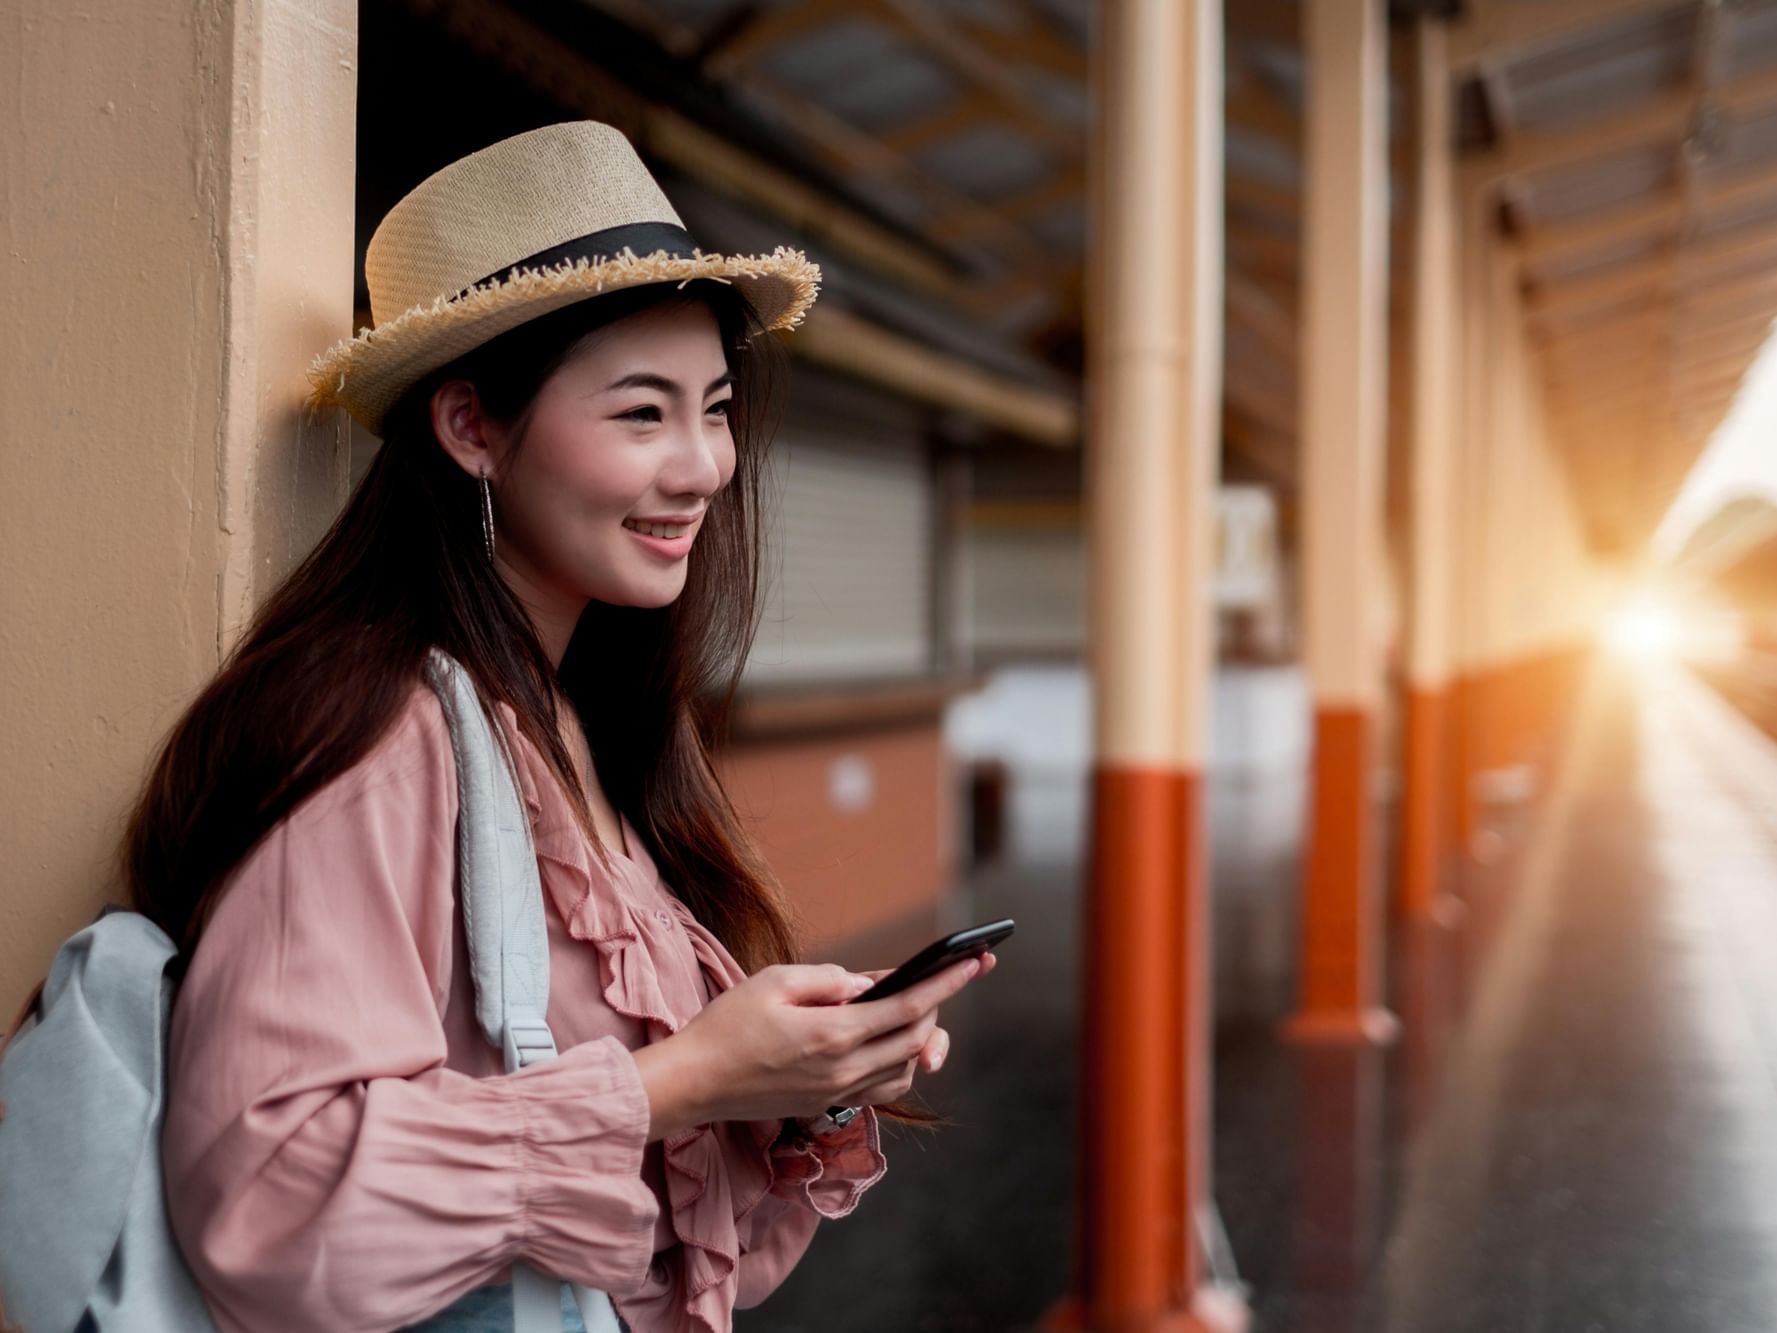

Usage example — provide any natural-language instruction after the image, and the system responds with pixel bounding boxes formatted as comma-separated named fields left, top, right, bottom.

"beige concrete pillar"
left=1, top=0, right=358, bottom=1014
left=1064, top=2, right=1245, bottom=1330
left=1399, top=19, right=1462, bottom=922
left=1289, top=0, right=1399, bottom=1045
left=1450, top=180, right=1497, bottom=855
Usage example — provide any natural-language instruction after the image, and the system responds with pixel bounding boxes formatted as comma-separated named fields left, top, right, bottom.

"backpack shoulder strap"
left=421, top=650, right=622, bottom=1333
left=421, top=648, right=556, bottom=1068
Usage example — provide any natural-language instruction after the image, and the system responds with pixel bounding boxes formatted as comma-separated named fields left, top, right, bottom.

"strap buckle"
left=501, top=1015, right=558, bottom=1071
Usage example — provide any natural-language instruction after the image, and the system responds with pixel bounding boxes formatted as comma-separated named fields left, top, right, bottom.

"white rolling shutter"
left=968, top=525, right=1087, bottom=658
left=745, top=430, right=933, bottom=684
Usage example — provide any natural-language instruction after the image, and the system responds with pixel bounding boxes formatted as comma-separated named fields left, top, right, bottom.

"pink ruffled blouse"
left=161, top=681, right=887, bottom=1333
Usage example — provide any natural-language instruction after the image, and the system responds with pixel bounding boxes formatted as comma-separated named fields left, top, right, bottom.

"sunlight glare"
left=1604, top=599, right=1681, bottom=659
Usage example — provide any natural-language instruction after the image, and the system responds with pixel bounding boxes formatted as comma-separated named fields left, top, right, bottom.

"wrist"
left=630, top=1034, right=713, bottom=1143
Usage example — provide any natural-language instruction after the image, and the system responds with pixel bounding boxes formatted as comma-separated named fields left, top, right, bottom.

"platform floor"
left=737, top=657, right=1777, bottom=1332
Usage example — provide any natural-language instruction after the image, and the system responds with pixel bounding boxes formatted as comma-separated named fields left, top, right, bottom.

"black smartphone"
left=846, top=918, right=1014, bottom=1003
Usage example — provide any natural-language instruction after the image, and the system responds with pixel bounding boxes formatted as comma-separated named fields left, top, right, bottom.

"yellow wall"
left=2, top=0, right=356, bottom=1014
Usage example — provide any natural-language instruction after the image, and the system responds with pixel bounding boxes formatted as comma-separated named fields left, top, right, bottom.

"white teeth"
left=626, top=520, right=688, bottom=539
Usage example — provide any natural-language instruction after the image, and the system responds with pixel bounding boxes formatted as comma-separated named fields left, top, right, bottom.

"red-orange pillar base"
left=1065, top=767, right=1250, bottom=1333
left=1041, top=1288, right=1251, bottom=1333
left=1397, top=685, right=1463, bottom=926
left=1284, top=708, right=1399, bottom=1046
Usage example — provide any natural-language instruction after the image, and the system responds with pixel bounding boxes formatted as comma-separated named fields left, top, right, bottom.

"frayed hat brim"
left=304, top=244, right=820, bottom=436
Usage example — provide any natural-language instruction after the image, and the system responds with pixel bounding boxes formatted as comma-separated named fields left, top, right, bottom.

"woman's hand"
left=630, top=952, right=996, bottom=1140
left=852, top=951, right=997, bottom=1076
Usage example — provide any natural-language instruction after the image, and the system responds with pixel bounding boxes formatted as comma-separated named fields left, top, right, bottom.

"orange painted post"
left=1401, top=687, right=1455, bottom=913
left=1449, top=671, right=1475, bottom=856
left=1058, top=1, right=1247, bottom=1329
left=1287, top=0, right=1400, bottom=1046
left=1398, top=18, right=1462, bottom=925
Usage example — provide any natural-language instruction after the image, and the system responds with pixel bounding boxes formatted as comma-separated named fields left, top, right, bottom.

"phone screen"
left=846, top=918, right=1014, bottom=1003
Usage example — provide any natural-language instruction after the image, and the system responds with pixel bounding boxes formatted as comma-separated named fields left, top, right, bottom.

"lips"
left=623, top=521, right=695, bottom=560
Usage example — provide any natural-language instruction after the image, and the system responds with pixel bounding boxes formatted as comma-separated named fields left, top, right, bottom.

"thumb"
left=779, top=964, right=876, bottom=1005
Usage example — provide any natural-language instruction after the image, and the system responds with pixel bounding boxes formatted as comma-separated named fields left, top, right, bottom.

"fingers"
left=773, top=963, right=875, bottom=1006
left=831, top=1019, right=955, bottom=1106
left=839, top=1055, right=922, bottom=1107
left=920, top=1026, right=950, bottom=1073
left=849, top=955, right=983, bottom=1040
left=846, top=1007, right=938, bottom=1082
left=828, top=953, right=996, bottom=1006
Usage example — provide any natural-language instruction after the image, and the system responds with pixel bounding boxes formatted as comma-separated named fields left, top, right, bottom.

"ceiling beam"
left=1448, top=0, right=1688, bottom=75
left=1546, top=319, right=1776, bottom=381
left=1516, top=194, right=1684, bottom=272
left=930, top=165, right=1085, bottom=242
left=1527, top=229, right=1777, bottom=324
left=795, top=304, right=1079, bottom=446
left=1467, top=64, right=1777, bottom=188
left=1227, top=84, right=1299, bottom=147
left=875, top=0, right=1080, bottom=158
left=1541, top=297, right=1777, bottom=356
left=698, top=0, right=850, bottom=77
left=1468, top=86, right=1691, bottom=186
left=1548, top=336, right=1765, bottom=401
left=1516, top=156, right=1777, bottom=274
left=587, top=0, right=1080, bottom=307
left=401, top=0, right=976, bottom=304
left=1227, top=173, right=1298, bottom=222
left=1229, top=227, right=1298, bottom=280
left=964, top=1, right=1084, bottom=81
left=1226, top=270, right=1296, bottom=362
left=1549, top=357, right=1751, bottom=419
left=879, top=91, right=999, bottom=155
left=1223, top=404, right=1297, bottom=489
left=1227, top=0, right=1298, bottom=52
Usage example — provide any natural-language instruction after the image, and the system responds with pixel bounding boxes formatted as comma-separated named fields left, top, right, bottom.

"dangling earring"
left=479, top=468, right=496, bottom=567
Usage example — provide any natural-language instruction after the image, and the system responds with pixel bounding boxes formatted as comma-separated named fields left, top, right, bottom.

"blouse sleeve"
left=161, top=687, right=659, bottom=1333
left=732, top=1108, right=888, bottom=1310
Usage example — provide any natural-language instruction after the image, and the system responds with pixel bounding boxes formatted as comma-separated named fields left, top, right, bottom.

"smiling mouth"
left=622, top=519, right=692, bottom=539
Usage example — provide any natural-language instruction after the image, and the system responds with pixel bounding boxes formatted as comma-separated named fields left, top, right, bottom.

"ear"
left=430, top=379, right=505, bottom=480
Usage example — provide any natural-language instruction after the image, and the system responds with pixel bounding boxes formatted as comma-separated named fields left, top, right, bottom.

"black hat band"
left=452, top=221, right=702, bottom=301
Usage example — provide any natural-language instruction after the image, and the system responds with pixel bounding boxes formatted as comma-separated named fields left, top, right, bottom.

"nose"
left=658, top=416, right=727, bottom=500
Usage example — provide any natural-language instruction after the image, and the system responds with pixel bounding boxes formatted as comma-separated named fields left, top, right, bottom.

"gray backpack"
left=0, top=648, right=616, bottom=1333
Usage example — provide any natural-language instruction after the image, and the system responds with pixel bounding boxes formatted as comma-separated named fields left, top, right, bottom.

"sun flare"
left=1604, top=600, right=1681, bottom=658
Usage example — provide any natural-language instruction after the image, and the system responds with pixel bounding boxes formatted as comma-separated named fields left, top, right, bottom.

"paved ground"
left=739, top=656, right=1777, bottom=1332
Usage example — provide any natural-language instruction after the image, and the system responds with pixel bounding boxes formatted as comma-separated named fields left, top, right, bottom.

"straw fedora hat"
left=304, top=120, right=821, bottom=436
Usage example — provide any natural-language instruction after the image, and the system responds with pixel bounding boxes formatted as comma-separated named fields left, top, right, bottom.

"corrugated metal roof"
left=564, top=0, right=1777, bottom=554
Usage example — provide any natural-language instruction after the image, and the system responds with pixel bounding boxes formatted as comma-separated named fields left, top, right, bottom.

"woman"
left=131, top=122, right=994, bottom=1332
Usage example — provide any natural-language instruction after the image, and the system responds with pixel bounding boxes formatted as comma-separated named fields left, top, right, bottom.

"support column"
left=1451, top=182, right=1496, bottom=860
left=1398, top=19, right=1463, bottom=924
left=1, top=0, right=356, bottom=1017
left=1288, top=0, right=1399, bottom=1045
left=1061, top=2, right=1245, bottom=1330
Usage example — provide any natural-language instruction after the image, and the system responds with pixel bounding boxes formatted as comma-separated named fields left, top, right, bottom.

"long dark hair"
left=121, top=278, right=938, bottom=1128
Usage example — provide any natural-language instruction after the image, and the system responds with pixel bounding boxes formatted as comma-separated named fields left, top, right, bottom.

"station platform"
left=738, top=656, right=1777, bottom=1332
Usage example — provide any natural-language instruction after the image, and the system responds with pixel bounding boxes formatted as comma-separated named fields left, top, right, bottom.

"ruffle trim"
left=766, top=1110, right=887, bottom=1221
left=493, top=701, right=885, bottom=1333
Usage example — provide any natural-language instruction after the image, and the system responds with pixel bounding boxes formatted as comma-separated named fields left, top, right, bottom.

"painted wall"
left=2, top=0, right=356, bottom=1014
left=717, top=723, right=956, bottom=951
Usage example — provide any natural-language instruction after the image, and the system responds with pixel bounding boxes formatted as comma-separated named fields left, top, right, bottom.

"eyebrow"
left=601, top=370, right=735, bottom=399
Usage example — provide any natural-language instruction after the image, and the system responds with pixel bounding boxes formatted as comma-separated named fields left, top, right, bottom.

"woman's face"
left=485, top=299, right=737, bottom=620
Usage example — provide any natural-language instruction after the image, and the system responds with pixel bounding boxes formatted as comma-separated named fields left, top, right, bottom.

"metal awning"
left=417, top=0, right=1777, bottom=557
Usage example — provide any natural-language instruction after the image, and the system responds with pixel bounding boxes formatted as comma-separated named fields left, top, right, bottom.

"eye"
left=706, top=397, right=733, bottom=419
left=618, top=404, right=662, bottom=423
